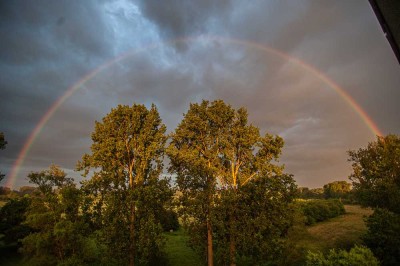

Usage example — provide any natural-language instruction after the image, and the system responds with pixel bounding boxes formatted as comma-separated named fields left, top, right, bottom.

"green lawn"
left=164, top=228, right=203, bottom=266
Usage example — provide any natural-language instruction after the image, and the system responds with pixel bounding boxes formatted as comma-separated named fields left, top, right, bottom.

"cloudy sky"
left=1, top=0, right=399, bottom=189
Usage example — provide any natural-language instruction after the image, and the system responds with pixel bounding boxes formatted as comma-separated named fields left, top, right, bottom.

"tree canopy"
left=348, top=134, right=400, bottom=213
left=168, top=100, right=293, bottom=265
left=77, top=104, right=169, bottom=265
left=348, top=134, right=400, bottom=265
left=323, top=181, right=351, bottom=199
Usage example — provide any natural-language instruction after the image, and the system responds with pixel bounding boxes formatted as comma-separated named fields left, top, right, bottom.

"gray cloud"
left=1, top=0, right=399, bottom=189
left=136, top=0, right=232, bottom=40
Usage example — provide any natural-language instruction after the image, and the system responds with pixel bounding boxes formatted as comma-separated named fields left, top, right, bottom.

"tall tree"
left=77, top=104, right=167, bottom=266
left=348, top=134, right=400, bottom=213
left=348, top=134, right=400, bottom=265
left=215, top=106, right=284, bottom=266
left=168, top=100, right=230, bottom=266
left=0, top=132, right=7, bottom=182
left=168, top=100, right=286, bottom=266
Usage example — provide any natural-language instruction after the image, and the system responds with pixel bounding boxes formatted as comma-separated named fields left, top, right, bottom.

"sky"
left=0, top=0, right=399, bottom=189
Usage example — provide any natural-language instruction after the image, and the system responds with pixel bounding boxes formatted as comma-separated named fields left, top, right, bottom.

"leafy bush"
left=159, top=209, right=180, bottom=232
left=306, top=245, right=379, bottom=266
left=363, top=208, right=400, bottom=266
left=298, top=199, right=345, bottom=225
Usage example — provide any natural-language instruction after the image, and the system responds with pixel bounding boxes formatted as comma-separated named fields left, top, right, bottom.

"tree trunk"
left=207, top=218, right=214, bottom=266
left=229, top=233, right=236, bottom=266
left=129, top=170, right=135, bottom=266
left=229, top=191, right=237, bottom=266
left=130, top=202, right=135, bottom=266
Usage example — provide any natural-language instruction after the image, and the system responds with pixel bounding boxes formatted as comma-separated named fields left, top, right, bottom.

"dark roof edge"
left=368, top=0, right=400, bottom=64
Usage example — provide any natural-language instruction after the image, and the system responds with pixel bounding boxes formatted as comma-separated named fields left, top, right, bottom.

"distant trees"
left=323, top=181, right=351, bottom=200
left=348, top=134, right=400, bottom=265
left=297, top=187, right=324, bottom=199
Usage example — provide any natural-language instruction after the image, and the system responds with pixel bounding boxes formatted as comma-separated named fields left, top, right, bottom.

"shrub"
left=363, top=208, right=400, bottom=265
left=299, top=199, right=345, bottom=225
left=306, top=245, right=379, bottom=266
left=159, top=209, right=180, bottom=232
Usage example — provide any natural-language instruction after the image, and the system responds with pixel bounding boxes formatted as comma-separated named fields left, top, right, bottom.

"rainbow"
left=5, top=35, right=383, bottom=189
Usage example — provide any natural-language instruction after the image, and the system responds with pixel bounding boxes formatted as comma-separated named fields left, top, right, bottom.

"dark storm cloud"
left=1, top=0, right=399, bottom=189
left=0, top=0, right=116, bottom=185
left=137, top=0, right=232, bottom=42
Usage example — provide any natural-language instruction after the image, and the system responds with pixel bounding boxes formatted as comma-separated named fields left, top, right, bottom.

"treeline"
left=297, top=180, right=353, bottom=202
left=1, top=101, right=399, bottom=265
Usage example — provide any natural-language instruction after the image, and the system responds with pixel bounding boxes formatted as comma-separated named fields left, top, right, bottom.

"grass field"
left=306, top=205, right=373, bottom=250
left=282, top=204, right=373, bottom=265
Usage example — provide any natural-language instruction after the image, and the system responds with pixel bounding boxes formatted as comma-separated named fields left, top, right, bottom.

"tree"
left=0, top=197, right=32, bottom=245
left=0, top=132, right=7, bottom=182
left=363, top=208, right=400, bottom=265
left=77, top=104, right=167, bottom=265
left=297, top=187, right=324, bottom=199
left=21, top=165, right=101, bottom=265
left=323, top=181, right=351, bottom=199
left=214, top=174, right=297, bottom=265
left=348, top=134, right=400, bottom=265
left=168, top=100, right=288, bottom=266
left=168, top=100, right=230, bottom=266
left=0, top=132, right=6, bottom=149
left=348, top=134, right=400, bottom=213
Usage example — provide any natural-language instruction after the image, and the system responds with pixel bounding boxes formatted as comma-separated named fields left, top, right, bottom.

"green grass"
left=284, top=205, right=373, bottom=265
left=164, top=228, right=203, bottom=266
left=306, top=205, right=373, bottom=250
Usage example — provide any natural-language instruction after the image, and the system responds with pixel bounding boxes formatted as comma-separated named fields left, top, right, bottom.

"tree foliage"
left=348, top=134, right=400, bottom=213
left=0, top=197, right=31, bottom=245
left=168, top=100, right=234, bottom=265
left=77, top=104, right=169, bottom=265
left=214, top=174, right=297, bottom=265
left=363, top=208, right=400, bottom=266
left=323, top=181, right=351, bottom=199
left=21, top=165, right=102, bottom=266
left=298, top=199, right=345, bottom=225
left=297, top=187, right=324, bottom=199
left=348, top=134, right=400, bottom=265
left=168, top=100, right=292, bottom=265
left=306, top=246, right=379, bottom=266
